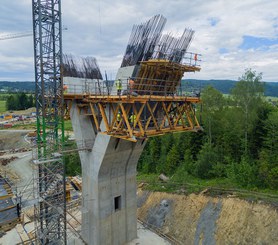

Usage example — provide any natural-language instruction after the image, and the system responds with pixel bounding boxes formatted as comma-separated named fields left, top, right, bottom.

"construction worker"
left=129, top=113, right=136, bottom=128
left=194, top=53, right=198, bottom=66
left=128, top=77, right=135, bottom=94
left=63, top=84, right=68, bottom=94
left=117, top=112, right=121, bottom=123
left=115, top=79, right=122, bottom=96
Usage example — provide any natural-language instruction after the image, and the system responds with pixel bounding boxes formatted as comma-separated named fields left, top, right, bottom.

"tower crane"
left=32, top=0, right=66, bottom=244
left=0, top=27, right=67, bottom=41
left=0, top=31, right=33, bottom=41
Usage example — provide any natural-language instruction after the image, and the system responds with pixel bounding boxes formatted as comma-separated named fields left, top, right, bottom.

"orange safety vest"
left=194, top=54, right=198, bottom=61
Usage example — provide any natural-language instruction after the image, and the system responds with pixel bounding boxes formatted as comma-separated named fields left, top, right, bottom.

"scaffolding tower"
left=32, top=0, right=66, bottom=244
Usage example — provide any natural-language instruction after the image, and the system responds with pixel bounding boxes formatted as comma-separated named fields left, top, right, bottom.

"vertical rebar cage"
left=32, top=0, right=66, bottom=244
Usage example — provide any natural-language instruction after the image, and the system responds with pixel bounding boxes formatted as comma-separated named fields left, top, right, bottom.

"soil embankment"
left=137, top=190, right=278, bottom=245
left=0, top=131, right=31, bottom=150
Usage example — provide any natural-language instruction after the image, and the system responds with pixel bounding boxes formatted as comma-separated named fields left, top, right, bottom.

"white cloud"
left=0, top=0, right=277, bottom=81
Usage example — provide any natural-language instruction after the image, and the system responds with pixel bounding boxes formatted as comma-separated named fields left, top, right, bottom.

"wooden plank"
left=145, top=102, right=158, bottom=130
left=133, top=103, right=145, bottom=136
left=98, top=103, right=109, bottom=131
left=116, top=104, right=131, bottom=131
left=16, top=224, right=30, bottom=244
left=161, top=102, right=173, bottom=129
left=185, top=104, right=194, bottom=129
left=119, top=103, right=133, bottom=138
left=146, top=102, right=159, bottom=130
left=109, top=104, right=120, bottom=131
left=89, top=103, right=100, bottom=131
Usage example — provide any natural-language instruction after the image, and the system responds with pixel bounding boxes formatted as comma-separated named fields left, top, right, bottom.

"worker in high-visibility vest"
left=128, top=78, right=135, bottom=94
left=63, top=84, right=68, bottom=94
left=115, top=79, right=122, bottom=96
left=117, top=112, right=121, bottom=123
left=129, top=113, right=136, bottom=128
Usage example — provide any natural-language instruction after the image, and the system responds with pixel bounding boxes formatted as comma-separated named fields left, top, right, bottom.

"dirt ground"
left=137, top=190, right=278, bottom=245
left=0, top=130, right=31, bottom=150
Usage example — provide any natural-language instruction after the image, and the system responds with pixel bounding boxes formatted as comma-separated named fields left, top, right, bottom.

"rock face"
left=137, top=191, right=278, bottom=245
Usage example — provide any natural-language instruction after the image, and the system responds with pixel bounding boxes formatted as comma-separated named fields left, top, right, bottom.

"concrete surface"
left=194, top=200, right=222, bottom=245
left=146, top=199, right=172, bottom=228
left=127, top=222, right=170, bottom=245
left=70, top=101, right=147, bottom=245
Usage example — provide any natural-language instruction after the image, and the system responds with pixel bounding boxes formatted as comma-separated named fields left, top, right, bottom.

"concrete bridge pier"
left=70, top=101, right=147, bottom=245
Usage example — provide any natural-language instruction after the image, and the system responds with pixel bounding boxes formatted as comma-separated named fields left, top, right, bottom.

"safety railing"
left=64, top=78, right=201, bottom=98
left=151, top=49, right=201, bottom=67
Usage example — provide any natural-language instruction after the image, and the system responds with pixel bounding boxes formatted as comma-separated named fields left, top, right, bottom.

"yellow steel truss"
left=65, top=95, right=202, bottom=142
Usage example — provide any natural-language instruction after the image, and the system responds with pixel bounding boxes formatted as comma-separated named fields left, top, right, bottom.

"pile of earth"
left=0, top=131, right=30, bottom=150
left=137, top=189, right=278, bottom=245
left=0, top=156, right=18, bottom=166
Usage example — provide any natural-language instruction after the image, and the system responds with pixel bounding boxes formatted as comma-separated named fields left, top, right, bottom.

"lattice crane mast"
left=32, top=0, right=66, bottom=244
left=0, top=32, right=33, bottom=41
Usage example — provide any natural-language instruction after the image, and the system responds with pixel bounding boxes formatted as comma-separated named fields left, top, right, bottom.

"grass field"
left=0, top=101, right=6, bottom=113
left=64, top=120, right=73, bottom=131
left=265, top=96, right=278, bottom=101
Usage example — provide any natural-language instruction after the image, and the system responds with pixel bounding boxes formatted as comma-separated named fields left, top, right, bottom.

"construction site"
left=0, top=1, right=278, bottom=245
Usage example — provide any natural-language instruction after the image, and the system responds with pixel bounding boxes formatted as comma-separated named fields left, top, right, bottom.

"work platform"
left=64, top=59, right=202, bottom=142
left=65, top=94, right=201, bottom=142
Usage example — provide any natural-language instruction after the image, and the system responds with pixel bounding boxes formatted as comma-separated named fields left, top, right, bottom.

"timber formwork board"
left=0, top=176, right=19, bottom=232
left=135, top=60, right=201, bottom=94
left=64, top=94, right=201, bottom=103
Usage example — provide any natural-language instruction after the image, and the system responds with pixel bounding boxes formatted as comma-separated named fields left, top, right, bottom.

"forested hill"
left=0, top=80, right=278, bottom=96
left=183, top=79, right=278, bottom=97
left=0, top=81, right=35, bottom=92
left=138, top=70, right=278, bottom=191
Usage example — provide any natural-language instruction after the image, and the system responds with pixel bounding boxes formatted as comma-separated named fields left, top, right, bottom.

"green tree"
left=6, top=95, right=17, bottom=110
left=227, top=157, right=256, bottom=187
left=27, top=94, right=35, bottom=108
left=65, top=152, right=81, bottom=175
left=164, top=145, right=180, bottom=175
left=231, top=69, right=264, bottom=156
left=141, top=137, right=161, bottom=173
left=6, top=92, right=34, bottom=111
left=156, top=134, right=175, bottom=173
left=248, top=103, right=271, bottom=159
left=262, top=110, right=278, bottom=163
left=137, top=140, right=151, bottom=173
left=194, top=143, right=218, bottom=178
left=201, top=86, right=225, bottom=145
left=18, top=92, right=28, bottom=110
left=257, top=109, right=278, bottom=188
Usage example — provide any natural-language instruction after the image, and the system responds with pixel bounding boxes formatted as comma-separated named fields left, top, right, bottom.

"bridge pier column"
left=70, top=101, right=147, bottom=245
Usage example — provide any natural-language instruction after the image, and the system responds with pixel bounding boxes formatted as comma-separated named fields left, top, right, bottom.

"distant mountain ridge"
left=0, top=80, right=277, bottom=97
left=0, top=81, right=35, bottom=92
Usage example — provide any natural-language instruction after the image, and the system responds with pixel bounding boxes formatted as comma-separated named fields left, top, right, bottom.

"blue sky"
left=239, top=36, right=278, bottom=51
left=0, top=0, right=277, bottom=82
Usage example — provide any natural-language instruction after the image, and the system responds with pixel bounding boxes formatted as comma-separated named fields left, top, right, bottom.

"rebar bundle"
left=153, top=28, right=194, bottom=63
left=121, top=15, right=195, bottom=67
left=62, top=54, right=103, bottom=80
left=121, top=15, right=166, bottom=67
